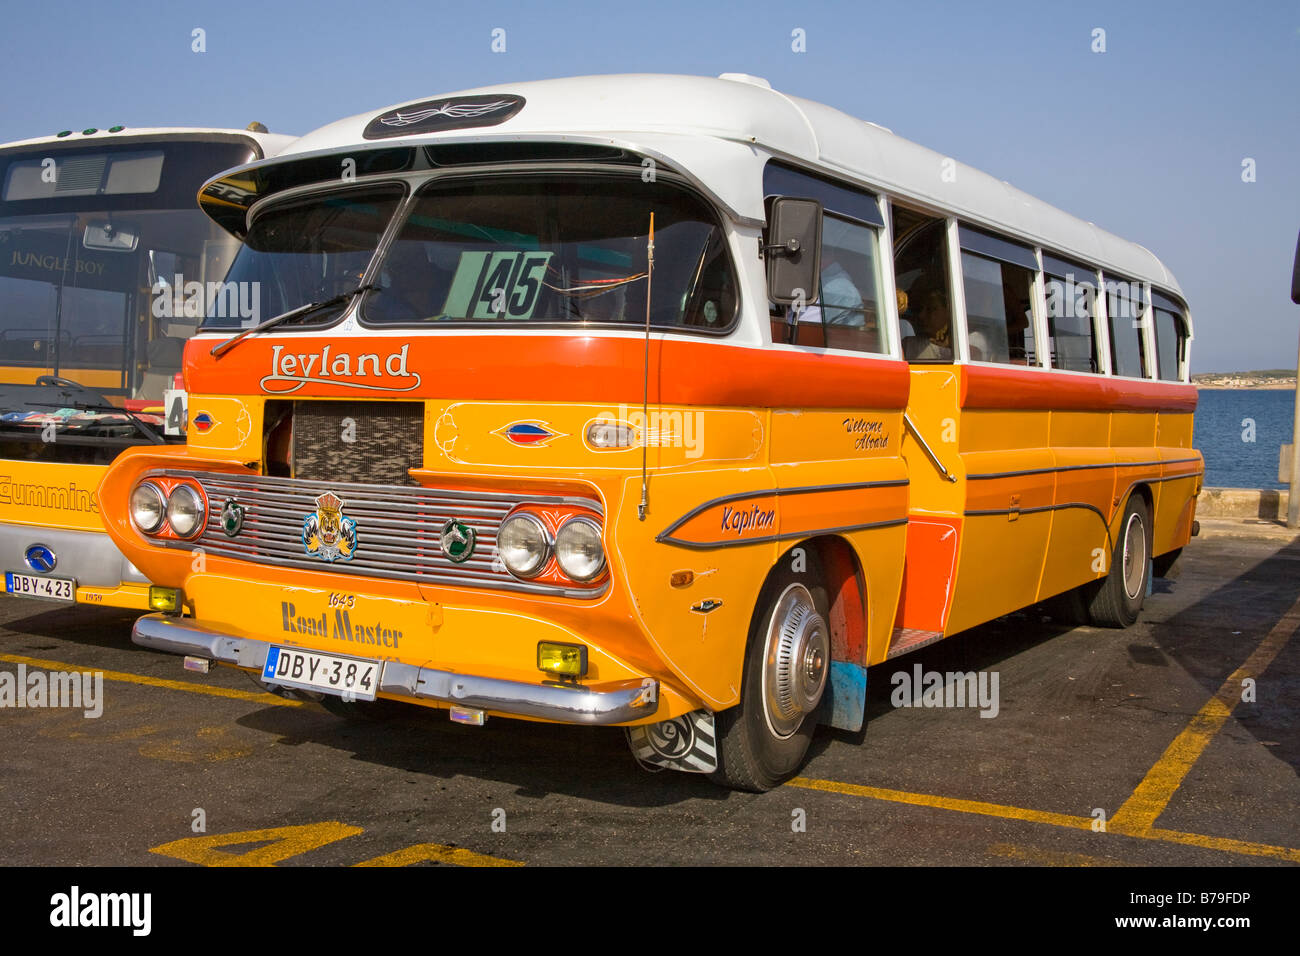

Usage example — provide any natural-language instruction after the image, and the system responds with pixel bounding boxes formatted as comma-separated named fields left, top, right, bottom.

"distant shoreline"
left=1195, top=383, right=1294, bottom=390
left=1193, top=372, right=1295, bottom=390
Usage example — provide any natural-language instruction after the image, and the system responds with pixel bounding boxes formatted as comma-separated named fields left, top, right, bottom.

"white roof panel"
left=275, top=73, right=1181, bottom=298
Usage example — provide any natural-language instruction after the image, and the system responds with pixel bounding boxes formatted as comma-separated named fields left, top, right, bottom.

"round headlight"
left=555, top=517, right=605, bottom=582
left=497, top=512, right=550, bottom=578
left=165, top=484, right=206, bottom=538
left=130, top=482, right=166, bottom=534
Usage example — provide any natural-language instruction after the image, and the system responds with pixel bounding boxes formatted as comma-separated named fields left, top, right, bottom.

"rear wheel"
left=1087, top=494, right=1151, bottom=628
left=710, top=566, right=830, bottom=792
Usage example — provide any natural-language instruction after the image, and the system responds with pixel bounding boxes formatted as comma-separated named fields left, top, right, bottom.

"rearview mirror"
left=765, top=197, right=822, bottom=310
left=84, top=220, right=138, bottom=253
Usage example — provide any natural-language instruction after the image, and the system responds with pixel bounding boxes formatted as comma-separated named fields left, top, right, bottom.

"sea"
left=1194, top=389, right=1295, bottom=490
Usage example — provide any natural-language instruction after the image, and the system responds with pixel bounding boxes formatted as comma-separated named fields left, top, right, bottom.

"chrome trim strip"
left=967, top=457, right=1203, bottom=481
left=132, top=614, right=658, bottom=725
left=903, top=414, right=958, bottom=483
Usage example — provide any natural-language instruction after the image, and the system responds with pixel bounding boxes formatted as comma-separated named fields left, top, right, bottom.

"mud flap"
left=820, top=660, right=867, bottom=732
left=626, top=710, right=718, bottom=773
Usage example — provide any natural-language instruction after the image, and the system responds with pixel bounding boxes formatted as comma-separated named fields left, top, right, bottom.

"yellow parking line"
left=0, top=652, right=302, bottom=708
left=789, top=777, right=1300, bottom=862
left=1110, top=592, right=1300, bottom=832
left=788, top=776, right=1096, bottom=829
left=355, top=843, right=524, bottom=867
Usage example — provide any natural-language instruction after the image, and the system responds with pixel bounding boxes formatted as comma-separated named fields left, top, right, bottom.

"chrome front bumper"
left=133, top=614, right=660, bottom=725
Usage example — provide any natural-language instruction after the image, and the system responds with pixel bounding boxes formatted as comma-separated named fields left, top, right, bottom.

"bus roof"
left=265, top=73, right=1180, bottom=298
left=0, top=127, right=296, bottom=158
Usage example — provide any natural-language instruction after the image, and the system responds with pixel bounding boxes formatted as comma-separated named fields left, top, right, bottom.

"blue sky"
left=1, top=0, right=1296, bottom=372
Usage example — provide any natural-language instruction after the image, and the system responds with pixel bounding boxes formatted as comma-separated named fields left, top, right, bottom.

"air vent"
left=54, top=155, right=106, bottom=193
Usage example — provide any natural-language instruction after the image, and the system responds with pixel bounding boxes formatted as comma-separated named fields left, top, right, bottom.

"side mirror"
left=1291, top=228, right=1299, bottom=305
left=765, top=197, right=822, bottom=309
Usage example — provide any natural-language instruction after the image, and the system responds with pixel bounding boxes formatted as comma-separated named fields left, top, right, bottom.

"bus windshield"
left=0, top=141, right=254, bottom=400
left=0, top=140, right=253, bottom=454
left=208, top=174, right=738, bottom=333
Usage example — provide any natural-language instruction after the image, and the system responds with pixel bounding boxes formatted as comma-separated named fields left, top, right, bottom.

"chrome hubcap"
left=762, top=584, right=829, bottom=739
left=1122, top=512, right=1147, bottom=600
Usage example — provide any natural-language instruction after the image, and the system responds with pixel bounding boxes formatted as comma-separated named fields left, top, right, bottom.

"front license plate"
left=262, top=645, right=380, bottom=701
left=5, top=572, right=75, bottom=602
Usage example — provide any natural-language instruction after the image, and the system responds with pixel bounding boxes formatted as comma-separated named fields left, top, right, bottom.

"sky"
left=1, top=0, right=1295, bottom=373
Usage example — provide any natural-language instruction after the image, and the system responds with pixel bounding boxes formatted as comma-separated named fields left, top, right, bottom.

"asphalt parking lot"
left=1, top=526, right=1296, bottom=867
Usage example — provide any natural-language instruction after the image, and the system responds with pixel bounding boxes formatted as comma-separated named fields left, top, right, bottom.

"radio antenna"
left=638, top=213, right=654, bottom=521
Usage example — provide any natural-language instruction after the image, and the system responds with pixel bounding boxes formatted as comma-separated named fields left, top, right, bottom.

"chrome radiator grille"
left=151, top=470, right=603, bottom=599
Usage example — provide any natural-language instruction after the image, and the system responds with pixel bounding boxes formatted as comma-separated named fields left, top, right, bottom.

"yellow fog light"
left=149, top=586, right=183, bottom=614
left=537, top=642, right=588, bottom=679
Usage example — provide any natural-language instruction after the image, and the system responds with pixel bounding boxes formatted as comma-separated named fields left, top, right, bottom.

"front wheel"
left=1087, top=494, right=1152, bottom=628
left=710, top=569, right=830, bottom=792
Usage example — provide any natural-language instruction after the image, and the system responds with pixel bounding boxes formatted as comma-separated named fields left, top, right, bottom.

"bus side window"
left=956, top=226, right=1038, bottom=366
left=1151, top=290, right=1188, bottom=382
left=892, top=206, right=954, bottom=363
left=1105, top=275, right=1149, bottom=378
left=960, top=252, right=1037, bottom=365
left=1043, top=255, right=1101, bottom=373
left=818, top=215, right=885, bottom=354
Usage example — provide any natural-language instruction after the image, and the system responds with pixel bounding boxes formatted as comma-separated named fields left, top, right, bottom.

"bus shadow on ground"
left=815, top=539, right=1300, bottom=778
left=231, top=540, right=1300, bottom=803
left=234, top=701, right=731, bottom=807
left=0, top=601, right=137, bottom=651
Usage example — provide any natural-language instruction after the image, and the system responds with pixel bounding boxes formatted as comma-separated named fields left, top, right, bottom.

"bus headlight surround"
left=555, top=516, right=605, bottom=582
left=498, top=512, right=550, bottom=579
left=165, top=483, right=206, bottom=538
left=131, top=482, right=167, bottom=534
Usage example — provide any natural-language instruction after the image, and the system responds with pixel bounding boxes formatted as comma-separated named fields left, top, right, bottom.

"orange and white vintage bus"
left=97, top=75, right=1201, bottom=790
left=0, top=125, right=292, bottom=609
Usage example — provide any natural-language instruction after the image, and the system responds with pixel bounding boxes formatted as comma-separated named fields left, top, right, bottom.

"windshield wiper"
left=22, top=400, right=166, bottom=445
left=210, top=283, right=376, bottom=360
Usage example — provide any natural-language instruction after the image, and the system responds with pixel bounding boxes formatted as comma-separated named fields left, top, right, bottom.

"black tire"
left=318, top=694, right=406, bottom=721
left=709, top=558, right=831, bottom=792
left=1087, top=494, right=1152, bottom=628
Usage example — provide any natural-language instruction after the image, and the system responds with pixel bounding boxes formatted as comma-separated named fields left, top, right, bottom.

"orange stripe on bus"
left=184, top=335, right=912, bottom=409
left=960, top=365, right=1198, bottom=412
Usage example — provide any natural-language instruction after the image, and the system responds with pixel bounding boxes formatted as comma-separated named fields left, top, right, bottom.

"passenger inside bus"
left=902, top=289, right=954, bottom=361
left=892, top=209, right=954, bottom=362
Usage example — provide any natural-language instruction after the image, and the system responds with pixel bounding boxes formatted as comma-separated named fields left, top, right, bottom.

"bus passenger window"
left=892, top=207, right=954, bottom=363
left=1043, top=256, right=1100, bottom=372
left=1151, top=291, right=1187, bottom=381
left=1105, top=276, right=1149, bottom=378
left=960, top=252, right=1037, bottom=365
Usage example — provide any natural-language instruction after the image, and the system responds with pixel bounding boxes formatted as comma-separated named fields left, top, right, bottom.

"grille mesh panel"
left=292, top=401, right=422, bottom=487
